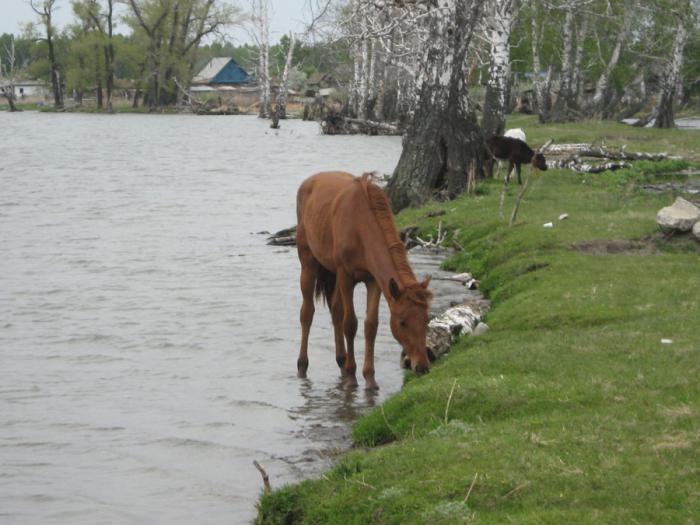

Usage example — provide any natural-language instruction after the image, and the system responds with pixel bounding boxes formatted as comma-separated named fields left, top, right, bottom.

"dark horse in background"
left=486, top=135, right=548, bottom=184
left=296, top=172, right=432, bottom=389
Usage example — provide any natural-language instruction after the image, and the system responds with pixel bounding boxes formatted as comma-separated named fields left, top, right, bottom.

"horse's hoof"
left=364, top=380, right=379, bottom=391
left=297, top=370, right=307, bottom=379
left=344, top=375, right=358, bottom=388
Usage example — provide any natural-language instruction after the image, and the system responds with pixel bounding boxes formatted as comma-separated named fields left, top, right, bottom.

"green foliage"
left=257, top=121, right=700, bottom=524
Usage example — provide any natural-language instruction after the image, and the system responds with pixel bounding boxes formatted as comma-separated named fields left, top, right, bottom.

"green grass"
left=263, top=119, right=700, bottom=524
left=506, top=114, right=700, bottom=161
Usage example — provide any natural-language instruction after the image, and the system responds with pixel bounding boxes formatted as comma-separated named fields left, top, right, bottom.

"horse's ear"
left=388, top=278, right=402, bottom=300
left=421, top=275, right=431, bottom=289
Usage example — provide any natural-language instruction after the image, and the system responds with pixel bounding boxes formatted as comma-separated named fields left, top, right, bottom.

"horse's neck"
left=358, top=223, right=416, bottom=299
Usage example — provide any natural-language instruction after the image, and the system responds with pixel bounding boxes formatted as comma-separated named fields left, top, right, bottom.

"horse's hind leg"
left=336, top=271, right=358, bottom=386
left=297, top=248, right=318, bottom=378
left=330, top=289, right=347, bottom=374
left=362, top=280, right=381, bottom=390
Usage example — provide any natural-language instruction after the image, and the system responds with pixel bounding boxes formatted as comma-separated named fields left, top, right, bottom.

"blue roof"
left=211, top=58, right=251, bottom=85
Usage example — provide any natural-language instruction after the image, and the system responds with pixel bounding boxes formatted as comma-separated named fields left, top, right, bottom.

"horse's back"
left=297, top=172, right=360, bottom=269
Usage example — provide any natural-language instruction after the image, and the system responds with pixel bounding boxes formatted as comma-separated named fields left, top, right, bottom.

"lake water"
left=0, top=113, right=407, bottom=524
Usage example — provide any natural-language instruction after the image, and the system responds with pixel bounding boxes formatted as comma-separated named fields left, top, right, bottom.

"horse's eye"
left=399, top=320, right=406, bottom=327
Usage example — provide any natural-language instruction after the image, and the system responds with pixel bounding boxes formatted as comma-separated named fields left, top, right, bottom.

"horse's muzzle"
left=414, top=363, right=429, bottom=375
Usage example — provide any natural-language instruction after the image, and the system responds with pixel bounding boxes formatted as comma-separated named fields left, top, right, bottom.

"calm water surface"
left=0, top=113, right=406, bottom=524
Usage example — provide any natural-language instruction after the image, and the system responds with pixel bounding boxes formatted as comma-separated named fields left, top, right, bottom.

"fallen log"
left=546, top=143, right=679, bottom=161
left=547, top=156, right=632, bottom=173
left=320, top=114, right=402, bottom=135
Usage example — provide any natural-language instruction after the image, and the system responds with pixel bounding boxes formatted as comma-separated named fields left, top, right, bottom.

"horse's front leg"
left=363, top=280, right=381, bottom=390
left=336, top=271, right=358, bottom=386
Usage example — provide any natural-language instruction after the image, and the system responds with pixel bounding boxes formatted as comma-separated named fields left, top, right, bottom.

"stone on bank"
left=656, top=197, right=700, bottom=232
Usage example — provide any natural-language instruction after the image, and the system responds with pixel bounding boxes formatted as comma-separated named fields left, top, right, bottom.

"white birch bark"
left=592, top=16, right=631, bottom=113
left=571, top=15, right=588, bottom=107
left=482, top=0, right=517, bottom=138
left=275, top=31, right=296, bottom=119
left=387, top=0, right=486, bottom=210
left=654, top=16, right=688, bottom=128
left=358, top=35, right=369, bottom=120
left=558, top=1, right=575, bottom=104
left=256, top=0, right=271, bottom=118
left=530, top=6, right=544, bottom=114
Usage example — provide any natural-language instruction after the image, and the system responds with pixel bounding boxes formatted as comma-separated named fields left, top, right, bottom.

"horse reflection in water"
left=295, top=172, right=432, bottom=389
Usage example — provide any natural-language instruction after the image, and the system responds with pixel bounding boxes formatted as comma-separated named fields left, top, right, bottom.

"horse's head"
left=387, top=277, right=432, bottom=375
left=532, top=139, right=553, bottom=171
left=532, top=152, right=548, bottom=171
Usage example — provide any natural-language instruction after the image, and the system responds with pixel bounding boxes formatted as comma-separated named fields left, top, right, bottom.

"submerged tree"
left=1, top=35, right=20, bottom=111
left=30, top=0, right=63, bottom=108
left=249, top=0, right=271, bottom=118
left=386, top=0, right=486, bottom=212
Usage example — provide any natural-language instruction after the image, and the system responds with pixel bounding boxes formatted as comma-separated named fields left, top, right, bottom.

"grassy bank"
left=256, top=118, right=700, bottom=524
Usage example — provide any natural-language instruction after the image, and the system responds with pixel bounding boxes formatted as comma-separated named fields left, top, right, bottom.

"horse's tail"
left=314, top=265, right=336, bottom=305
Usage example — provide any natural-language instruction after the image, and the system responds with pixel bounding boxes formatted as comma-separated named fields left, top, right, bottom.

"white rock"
left=660, top=338, right=673, bottom=345
left=656, top=197, right=700, bottom=232
left=473, top=322, right=489, bottom=336
left=558, top=213, right=569, bottom=220
left=543, top=222, right=554, bottom=228
left=693, top=221, right=700, bottom=241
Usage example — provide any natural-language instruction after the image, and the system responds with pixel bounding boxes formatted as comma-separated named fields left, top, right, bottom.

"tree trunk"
left=386, top=0, right=485, bottom=212
left=482, top=0, right=517, bottom=139
left=46, top=22, right=63, bottom=108
left=571, top=15, right=588, bottom=108
left=95, top=46, right=103, bottom=109
left=105, top=0, right=114, bottom=113
left=257, top=0, right=271, bottom=118
left=591, top=17, right=631, bottom=117
left=3, top=88, right=19, bottom=111
left=274, top=32, right=296, bottom=120
left=549, top=1, right=575, bottom=122
left=654, top=17, right=688, bottom=129
left=530, top=5, right=550, bottom=121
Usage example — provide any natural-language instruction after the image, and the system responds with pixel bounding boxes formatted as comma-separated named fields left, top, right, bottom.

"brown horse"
left=296, top=171, right=432, bottom=389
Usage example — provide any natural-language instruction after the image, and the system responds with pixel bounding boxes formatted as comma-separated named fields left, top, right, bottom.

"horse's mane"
left=358, top=173, right=432, bottom=306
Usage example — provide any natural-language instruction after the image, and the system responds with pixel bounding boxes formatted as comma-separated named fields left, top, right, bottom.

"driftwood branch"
left=509, top=166, right=532, bottom=227
left=267, top=226, right=297, bottom=246
left=416, top=221, right=447, bottom=248
left=253, top=460, right=272, bottom=495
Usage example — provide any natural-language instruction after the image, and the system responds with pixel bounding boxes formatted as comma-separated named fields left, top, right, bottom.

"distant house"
left=2, top=80, right=47, bottom=99
left=192, top=57, right=252, bottom=86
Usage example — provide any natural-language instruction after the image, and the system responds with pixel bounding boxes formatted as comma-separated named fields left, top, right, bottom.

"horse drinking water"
left=296, top=172, right=432, bottom=389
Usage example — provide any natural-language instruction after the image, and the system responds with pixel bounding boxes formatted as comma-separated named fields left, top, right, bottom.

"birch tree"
left=482, top=0, right=518, bottom=139
left=273, top=0, right=333, bottom=121
left=1, top=36, right=19, bottom=111
left=249, top=0, right=271, bottom=118
left=653, top=9, right=690, bottom=128
left=386, top=0, right=486, bottom=212
left=590, top=9, right=632, bottom=117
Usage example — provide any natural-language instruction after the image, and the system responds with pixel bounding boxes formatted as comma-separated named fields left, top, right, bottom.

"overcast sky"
left=0, top=1, right=312, bottom=44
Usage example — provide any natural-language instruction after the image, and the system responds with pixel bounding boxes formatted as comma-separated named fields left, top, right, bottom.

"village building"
left=0, top=79, right=48, bottom=101
left=190, top=57, right=266, bottom=109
